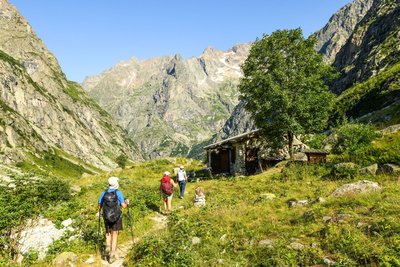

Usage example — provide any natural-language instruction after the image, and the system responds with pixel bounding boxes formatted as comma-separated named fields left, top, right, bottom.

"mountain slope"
left=0, top=0, right=142, bottom=171
left=214, top=0, right=400, bottom=143
left=83, top=44, right=250, bottom=159
left=313, top=0, right=374, bottom=62
left=332, top=0, right=400, bottom=93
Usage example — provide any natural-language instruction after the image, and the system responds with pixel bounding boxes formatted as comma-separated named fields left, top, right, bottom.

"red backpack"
left=160, top=178, right=173, bottom=196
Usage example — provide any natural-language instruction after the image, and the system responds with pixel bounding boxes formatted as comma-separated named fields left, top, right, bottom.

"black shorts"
left=104, top=217, right=123, bottom=232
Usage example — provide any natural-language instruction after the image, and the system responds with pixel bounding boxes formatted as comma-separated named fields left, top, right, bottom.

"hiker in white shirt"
left=177, top=165, right=188, bottom=199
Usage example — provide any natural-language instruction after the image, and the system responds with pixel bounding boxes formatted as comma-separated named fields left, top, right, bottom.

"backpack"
left=160, top=179, right=173, bottom=196
left=101, top=190, right=122, bottom=223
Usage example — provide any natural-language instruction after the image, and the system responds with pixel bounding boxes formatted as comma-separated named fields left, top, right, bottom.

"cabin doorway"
left=245, top=148, right=258, bottom=175
left=210, top=149, right=230, bottom=174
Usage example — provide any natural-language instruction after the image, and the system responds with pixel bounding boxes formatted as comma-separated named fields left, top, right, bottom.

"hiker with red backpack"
left=160, top=171, right=177, bottom=214
left=98, top=176, right=129, bottom=263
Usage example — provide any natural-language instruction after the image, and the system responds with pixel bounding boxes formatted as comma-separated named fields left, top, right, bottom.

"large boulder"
left=330, top=180, right=381, bottom=197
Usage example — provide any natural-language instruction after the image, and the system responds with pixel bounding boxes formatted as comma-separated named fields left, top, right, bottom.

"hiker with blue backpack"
left=98, top=176, right=129, bottom=263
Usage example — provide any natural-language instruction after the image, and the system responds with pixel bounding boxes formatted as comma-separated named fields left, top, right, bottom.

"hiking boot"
left=108, top=253, right=116, bottom=263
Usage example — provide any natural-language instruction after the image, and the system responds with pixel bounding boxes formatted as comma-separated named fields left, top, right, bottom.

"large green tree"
left=239, top=28, right=337, bottom=158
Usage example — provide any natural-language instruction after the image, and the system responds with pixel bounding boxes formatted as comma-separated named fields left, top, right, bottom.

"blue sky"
left=9, top=0, right=351, bottom=82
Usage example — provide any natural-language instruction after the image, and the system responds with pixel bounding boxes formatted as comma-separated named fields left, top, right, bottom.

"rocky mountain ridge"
left=313, top=0, right=374, bottom=62
left=216, top=0, right=399, bottom=143
left=0, top=0, right=142, bottom=171
left=83, top=44, right=251, bottom=158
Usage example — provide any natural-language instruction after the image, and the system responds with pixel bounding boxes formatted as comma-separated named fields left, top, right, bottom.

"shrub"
left=0, top=176, right=72, bottom=261
left=116, top=154, right=128, bottom=169
left=331, top=123, right=380, bottom=156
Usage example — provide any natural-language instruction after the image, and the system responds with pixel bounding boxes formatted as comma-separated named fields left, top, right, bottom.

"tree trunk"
left=288, top=132, right=294, bottom=161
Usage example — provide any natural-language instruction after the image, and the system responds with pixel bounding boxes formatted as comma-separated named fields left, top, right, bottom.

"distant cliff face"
left=0, top=0, right=142, bottom=170
left=314, top=0, right=374, bottom=62
left=332, top=0, right=400, bottom=93
left=83, top=44, right=251, bottom=158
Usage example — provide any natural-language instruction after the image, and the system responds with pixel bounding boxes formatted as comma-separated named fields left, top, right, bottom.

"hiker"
left=177, top=165, right=188, bottom=199
left=160, top=171, right=177, bottom=214
left=98, top=176, right=129, bottom=263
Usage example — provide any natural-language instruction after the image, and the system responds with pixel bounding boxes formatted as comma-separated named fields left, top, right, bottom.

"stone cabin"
left=204, top=130, right=283, bottom=175
left=204, top=129, right=306, bottom=176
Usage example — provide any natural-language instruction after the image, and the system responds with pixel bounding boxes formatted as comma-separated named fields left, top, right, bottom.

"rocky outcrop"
left=0, top=0, right=142, bottom=170
left=83, top=44, right=251, bottom=158
left=314, top=0, right=374, bottom=62
left=332, top=0, right=400, bottom=93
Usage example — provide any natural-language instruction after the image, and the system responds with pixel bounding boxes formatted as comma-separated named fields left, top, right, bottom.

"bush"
left=116, top=154, right=128, bottom=169
left=0, top=176, right=72, bottom=261
left=331, top=123, right=380, bottom=156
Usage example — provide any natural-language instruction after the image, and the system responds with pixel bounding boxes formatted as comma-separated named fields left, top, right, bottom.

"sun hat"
left=164, top=171, right=170, bottom=176
left=180, top=165, right=184, bottom=169
left=108, top=176, right=119, bottom=189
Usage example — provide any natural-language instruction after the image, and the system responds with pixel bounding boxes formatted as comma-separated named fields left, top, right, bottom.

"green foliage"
left=331, top=122, right=381, bottom=159
left=239, top=28, right=337, bottom=157
left=116, top=154, right=128, bottom=169
left=17, top=150, right=93, bottom=180
left=0, top=176, right=71, bottom=259
left=333, top=60, right=400, bottom=122
left=303, top=133, right=327, bottom=150
left=279, top=162, right=330, bottom=182
left=329, top=163, right=359, bottom=180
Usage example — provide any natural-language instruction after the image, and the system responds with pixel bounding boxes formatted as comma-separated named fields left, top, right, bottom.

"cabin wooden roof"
left=203, top=129, right=260, bottom=150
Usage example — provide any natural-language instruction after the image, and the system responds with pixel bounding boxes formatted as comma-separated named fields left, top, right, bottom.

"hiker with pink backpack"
left=160, top=171, right=177, bottom=214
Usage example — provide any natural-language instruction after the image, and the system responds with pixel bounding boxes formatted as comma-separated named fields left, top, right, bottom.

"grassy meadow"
left=1, top=130, right=400, bottom=266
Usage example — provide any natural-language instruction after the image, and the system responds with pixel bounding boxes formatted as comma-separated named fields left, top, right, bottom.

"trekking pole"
left=126, top=203, right=135, bottom=243
left=97, top=206, right=102, bottom=256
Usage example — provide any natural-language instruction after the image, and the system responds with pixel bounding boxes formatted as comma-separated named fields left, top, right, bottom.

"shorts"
left=104, top=217, right=123, bottom=232
left=162, top=193, right=173, bottom=201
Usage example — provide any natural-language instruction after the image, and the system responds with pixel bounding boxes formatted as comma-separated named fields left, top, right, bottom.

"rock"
left=323, top=257, right=337, bottom=266
left=380, top=164, right=400, bottom=174
left=52, top=252, right=77, bottom=267
left=380, top=124, right=400, bottom=134
left=359, top=163, right=378, bottom=175
left=70, top=185, right=81, bottom=194
left=259, top=193, right=276, bottom=200
left=191, top=237, right=201, bottom=245
left=314, top=197, right=326, bottom=203
left=18, top=217, right=67, bottom=259
left=85, top=255, right=95, bottom=264
left=323, top=216, right=333, bottom=223
left=330, top=180, right=381, bottom=197
left=297, top=200, right=309, bottom=206
left=61, top=218, right=73, bottom=228
left=288, top=200, right=309, bottom=208
left=289, top=242, right=305, bottom=251
left=220, top=234, right=227, bottom=241
left=258, top=239, right=274, bottom=247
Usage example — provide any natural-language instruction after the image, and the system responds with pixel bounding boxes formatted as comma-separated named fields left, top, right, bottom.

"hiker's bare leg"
left=167, top=198, right=172, bottom=211
left=163, top=198, right=167, bottom=211
left=111, top=230, right=118, bottom=255
left=105, top=231, right=111, bottom=254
